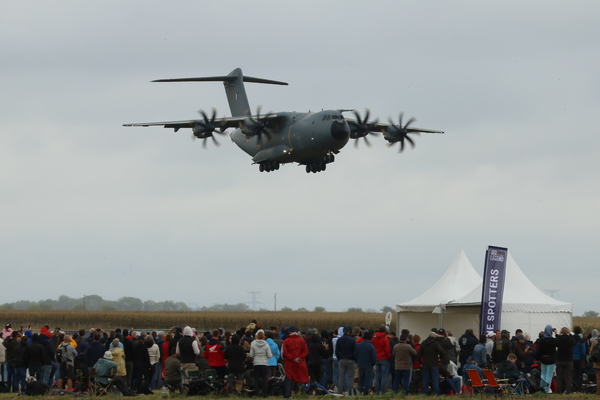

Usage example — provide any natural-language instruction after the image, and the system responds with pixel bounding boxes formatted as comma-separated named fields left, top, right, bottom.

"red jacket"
left=372, top=332, right=391, bottom=360
left=203, top=338, right=226, bottom=367
left=282, top=334, right=309, bottom=383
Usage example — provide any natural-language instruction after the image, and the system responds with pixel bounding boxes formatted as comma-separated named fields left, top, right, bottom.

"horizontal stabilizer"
left=153, top=76, right=288, bottom=85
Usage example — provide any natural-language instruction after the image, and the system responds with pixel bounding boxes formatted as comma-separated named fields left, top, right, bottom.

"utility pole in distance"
left=274, top=293, right=277, bottom=312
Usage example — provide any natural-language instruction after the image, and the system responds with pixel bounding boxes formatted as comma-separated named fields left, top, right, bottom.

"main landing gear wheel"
left=305, top=162, right=326, bottom=173
left=259, top=160, right=280, bottom=172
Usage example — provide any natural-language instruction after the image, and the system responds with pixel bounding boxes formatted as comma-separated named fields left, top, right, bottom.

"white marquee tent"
left=395, top=250, right=482, bottom=336
left=396, top=250, right=573, bottom=338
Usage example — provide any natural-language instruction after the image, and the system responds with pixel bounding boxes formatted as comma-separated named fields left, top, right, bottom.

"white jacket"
left=249, top=339, right=273, bottom=366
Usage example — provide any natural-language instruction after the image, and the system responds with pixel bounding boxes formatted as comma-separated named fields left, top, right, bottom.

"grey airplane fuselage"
left=230, top=110, right=350, bottom=164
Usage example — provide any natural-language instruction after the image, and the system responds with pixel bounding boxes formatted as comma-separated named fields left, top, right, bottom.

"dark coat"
left=355, top=340, right=376, bottom=369
left=555, top=334, right=576, bottom=362
left=417, top=336, right=446, bottom=367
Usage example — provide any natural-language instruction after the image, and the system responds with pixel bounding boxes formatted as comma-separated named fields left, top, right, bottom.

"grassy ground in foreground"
left=0, top=393, right=599, bottom=399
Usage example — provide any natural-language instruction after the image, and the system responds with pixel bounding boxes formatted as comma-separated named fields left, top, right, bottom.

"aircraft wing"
left=370, top=122, right=444, bottom=135
left=123, top=113, right=280, bottom=132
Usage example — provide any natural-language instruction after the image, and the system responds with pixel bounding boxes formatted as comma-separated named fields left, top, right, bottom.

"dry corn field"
left=0, top=310, right=394, bottom=332
left=1, top=310, right=597, bottom=335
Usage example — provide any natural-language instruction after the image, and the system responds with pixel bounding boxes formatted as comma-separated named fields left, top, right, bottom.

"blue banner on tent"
left=479, top=246, right=508, bottom=337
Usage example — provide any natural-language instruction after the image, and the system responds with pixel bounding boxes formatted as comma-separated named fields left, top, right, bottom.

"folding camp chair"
left=466, top=369, right=488, bottom=394
left=502, top=370, right=527, bottom=395
left=180, top=369, right=200, bottom=395
left=90, top=372, right=115, bottom=396
left=483, top=369, right=507, bottom=395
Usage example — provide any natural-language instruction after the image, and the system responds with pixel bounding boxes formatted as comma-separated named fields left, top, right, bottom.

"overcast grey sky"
left=1, top=1, right=598, bottom=315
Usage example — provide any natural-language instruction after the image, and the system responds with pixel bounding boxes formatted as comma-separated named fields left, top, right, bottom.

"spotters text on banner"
left=479, top=246, right=508, bottom=337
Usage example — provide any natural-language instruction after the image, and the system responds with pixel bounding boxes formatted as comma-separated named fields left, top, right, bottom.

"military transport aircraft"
left=124, top=68, right=444, bottom=173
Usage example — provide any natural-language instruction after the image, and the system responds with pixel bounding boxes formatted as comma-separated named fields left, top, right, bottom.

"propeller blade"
left=404, top=116, right=416, bottom=129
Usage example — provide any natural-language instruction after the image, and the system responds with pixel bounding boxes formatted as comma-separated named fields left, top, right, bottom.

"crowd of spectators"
left=1, top=320, right=599, bottom=396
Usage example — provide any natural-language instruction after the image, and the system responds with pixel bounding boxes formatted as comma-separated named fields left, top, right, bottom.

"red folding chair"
left=466, top=369, right=488, bottom=394
left=483, top=369, right=504, bottom=395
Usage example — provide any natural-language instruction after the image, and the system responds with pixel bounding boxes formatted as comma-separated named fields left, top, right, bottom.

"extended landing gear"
left=305, top=153, right=335, bottom=173
left=305, top=162, right=326, bottom=173
left=259, top=160, right=280, bottom=172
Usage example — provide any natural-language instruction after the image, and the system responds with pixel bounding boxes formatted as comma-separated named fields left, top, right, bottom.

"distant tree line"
left=0, top=295, right=397, bottom=314
left=0, top=295, right=190, bottom=312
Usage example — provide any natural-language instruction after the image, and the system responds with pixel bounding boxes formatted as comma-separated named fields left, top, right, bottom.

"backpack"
left=56, top=344, right=69, bottom=364
left=591, top=340, right=600, bottom=363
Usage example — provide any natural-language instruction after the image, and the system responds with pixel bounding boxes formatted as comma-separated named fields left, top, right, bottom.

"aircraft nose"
left=331, top=120, right=350, bottom=140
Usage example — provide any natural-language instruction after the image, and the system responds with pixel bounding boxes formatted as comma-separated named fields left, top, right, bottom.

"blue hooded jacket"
left=266, top=338, right=280, bottom=366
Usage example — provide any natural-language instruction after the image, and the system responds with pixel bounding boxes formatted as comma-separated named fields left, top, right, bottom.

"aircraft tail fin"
left=152, top=68, right=288, bottom=117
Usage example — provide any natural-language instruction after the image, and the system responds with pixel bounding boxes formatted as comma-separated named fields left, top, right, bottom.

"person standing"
left=554, top=327, right=576, bottom=394
left=12, top=335, right=28, bottom=393
left=133, top=336, right=153, bottom=394
left=335, top=326, right=356, bottom=395
left=471, top=335, right=488, bottom=368
left=458, top=328, right=478, bottom=373
left=203, top=329, right=228, bottom=379
left=307, top=334, right=326, bottom=384
left=535, top=325, right=556, bottom=393
left=282, top=326, right=309, bottom=398
left=2, top=331, right=19, bottom=392
left=176, top=326, right=200, bottom=377
left=56, top=334, right=77, bottom=390
left=417, top=332, right=446, bottom=396
left=146, top=336, right=160, bottom=390
left=225, top=334, right=246, bottom=394
left=572, top=326, right=586, bottom=390
left=249, top=330, right=273, bottom=397
left=265, top=331, right=281, bottom=381
left=589, top=335, right=600, bottom=395
left=110, top=339, right=129, bottom=394
left=355, top=331, right=376, bottom=395
left=372, top=325, right=391, bottom=395
left=392, top=333, right=417, bottom=395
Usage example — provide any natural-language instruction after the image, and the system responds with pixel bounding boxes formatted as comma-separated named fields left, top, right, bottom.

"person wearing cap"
left=492, top=330, right=512, bottom=366
left=282, top=326, right=309, bottom=398
left=392, top=333, right=416, bottom=395
left=94, top=350, right=133, bottom=396
left=513, top=334, right=529, bottom=371
left=485, top=332, right=495, bottom=359
left=462, top=356, right=484, bottom=382
left=355, top=331, right=376, bottom=395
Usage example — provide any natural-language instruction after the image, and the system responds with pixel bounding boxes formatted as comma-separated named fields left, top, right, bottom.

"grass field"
left=0, top=309, right=597, bottom=335
left=0, top=392, right=598, bottom=399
